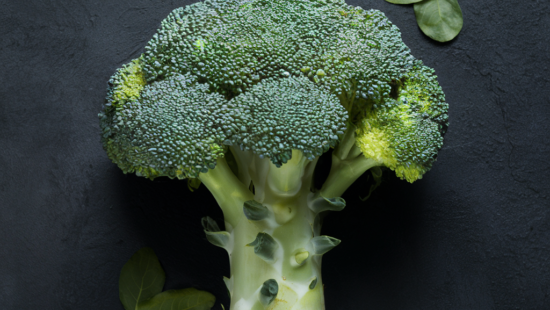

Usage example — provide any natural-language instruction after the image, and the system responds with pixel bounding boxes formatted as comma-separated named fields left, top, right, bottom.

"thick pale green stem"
left=201, top=143, right=376, bottom=309
left=230, top=152, right=327, bottom=310
left=229, top=196, right=325, bottom=310
left=202, top=151, right=335, bottom=310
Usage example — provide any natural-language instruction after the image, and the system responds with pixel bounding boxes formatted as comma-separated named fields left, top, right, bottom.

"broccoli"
left=99, top=0, right=448, bottom=309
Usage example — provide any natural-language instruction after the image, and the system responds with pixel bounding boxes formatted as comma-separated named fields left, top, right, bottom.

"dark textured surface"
left=1, top=0, right=549, bottom=309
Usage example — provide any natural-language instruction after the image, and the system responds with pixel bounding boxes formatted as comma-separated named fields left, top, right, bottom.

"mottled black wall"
left=1, top=0, right=549, bottom=309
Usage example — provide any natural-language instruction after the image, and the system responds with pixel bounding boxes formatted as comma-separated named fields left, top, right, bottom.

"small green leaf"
left=223, top=276, right=232, bottom=293
left=323, top=196, right=346, bottom=211
left=259, top=279, right=279, bottom=306
left=204, top=230, right=231, bottom=248
left=309, top=277, right=318, bottom=290
left=385, top=0, right=423, bottom=4
left=309, top=195, right=346, bottom=213
left=243, top=200, right=269, bottom=221
left=201, top=216, right=221, bottom=232
left=310, top=236, right=341, bottom=255
left=247, top=232, right=279, bottom=263
left=414, top=0, right=463, bottom=42
left=119, top=247, right=165, bottom=310
left=202, top=216, right=231, bottom=248
left=138, top=288, right=215, bottom=310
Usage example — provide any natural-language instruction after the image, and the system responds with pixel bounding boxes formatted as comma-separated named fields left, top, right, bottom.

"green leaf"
left=202, top=216, right=231, bottom=248
left=201, top=216, right=221, bottom=232
left=243, top=200, right=269, bottom=221
left=138, top=288, right=216, bottom=310
left=309, top=277, right=318, bottom=290
left=309, top=195, right=346, bottom=213
left=247, top=232, right=279, bottom=263
left=322, top=196, right=346, bottom=211
left=385, top=0, right=423, bottom=4
left=223, top=276, right=232, bottom=293
left=414, top=0, right=463, bottom=42
left=119, top=247, right=165, bottom=310
left=259, top=279, right=278, bottom=306
left=310, top=236, right=341, bottom=255
left=294, top=251, right=310, bottom=266
left=204, top=230, right=231, bottom=248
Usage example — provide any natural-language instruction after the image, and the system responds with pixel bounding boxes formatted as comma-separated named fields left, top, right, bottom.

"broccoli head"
left=100, top=0, right=449, bottom=309
left=101, top=0, right=447, bottom=181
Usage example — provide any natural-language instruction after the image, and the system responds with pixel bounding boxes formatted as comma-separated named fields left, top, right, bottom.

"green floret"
left=106, top=56, right=147, bottom=108
left=100, top=72, right=229, bottom=180
left=226, top=76, right=348, bottom=167
left=100, top=0, right=448, bottom=184
left=355, top=61, right=448, bottom=183
left=141, top=0, right=414, bottom=100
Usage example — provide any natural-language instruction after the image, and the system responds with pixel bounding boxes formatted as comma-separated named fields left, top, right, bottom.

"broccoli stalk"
left=99, top=0, right=449, bottom=309
left=198, top=129, right=379, bottom=309
left=200, top=150, right=326, bottom=309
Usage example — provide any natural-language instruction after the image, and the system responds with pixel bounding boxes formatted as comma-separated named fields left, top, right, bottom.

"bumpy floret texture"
left=355, top=61, right=448, bottom=182
left=105, top=56, right=147, bottom=108
left=100, top=0, right=449, bottom=181
left=100, top=69, right=348, bottom=178
left=226, top=77, right=347, bottom=167
left=141, top=0, right=415, bottom=100
left=100, top=73, right=229, bottom=179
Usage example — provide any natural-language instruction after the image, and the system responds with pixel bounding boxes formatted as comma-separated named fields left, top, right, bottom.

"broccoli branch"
left=319, top=124, right=380, bottom=199
left=199, top=156, right=254, bottom=227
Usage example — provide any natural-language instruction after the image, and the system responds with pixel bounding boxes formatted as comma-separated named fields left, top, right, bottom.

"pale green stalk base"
left=199, top=126, right=376, bottom=310
left=201, top=151, right=325, bottom=309
left=228, top=198, right=324, bottom=310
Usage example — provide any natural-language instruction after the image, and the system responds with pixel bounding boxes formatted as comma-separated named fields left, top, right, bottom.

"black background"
left=1, top=0, right=550, bottom=309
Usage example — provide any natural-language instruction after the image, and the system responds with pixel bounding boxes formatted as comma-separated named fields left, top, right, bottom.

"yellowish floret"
left=111, top=56, right=146, bottom=106
left=356, top=116, right=424, bottom=183
left=355, top=124, right=394, bottom=166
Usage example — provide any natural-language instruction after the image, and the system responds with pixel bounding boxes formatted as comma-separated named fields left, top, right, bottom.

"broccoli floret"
left=100, top=73, right=347, bottom=179
left=100, top=1, right=449, bottom=309
left=104, top=56, right=147, bottom=108
left=141, top=0, right=414, bottom=99
left=100, top=73, right=228, bottom=179
left=355, top=61, right=448, bottom=182
left=226, top=76, right=347, bottom=167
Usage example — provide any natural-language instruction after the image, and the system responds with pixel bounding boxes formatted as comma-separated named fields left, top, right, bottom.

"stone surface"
left=1, top=0, right=549, bottom=309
